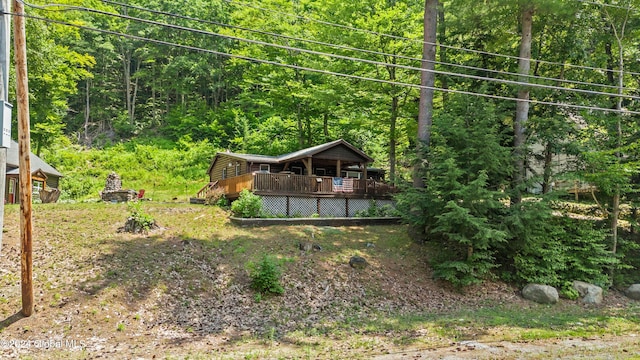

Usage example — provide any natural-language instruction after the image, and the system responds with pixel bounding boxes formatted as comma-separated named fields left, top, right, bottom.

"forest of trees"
left=12, top=0, right=640, bottom=288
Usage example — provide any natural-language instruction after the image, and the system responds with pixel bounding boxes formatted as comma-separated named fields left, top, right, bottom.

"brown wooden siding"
left=46, top=176, right=59, bottom=189
left=209, top=154, right=249, bottom=182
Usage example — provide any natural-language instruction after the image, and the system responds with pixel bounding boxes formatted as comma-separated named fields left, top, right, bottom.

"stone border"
left=229, top=216, right=402, bottom=227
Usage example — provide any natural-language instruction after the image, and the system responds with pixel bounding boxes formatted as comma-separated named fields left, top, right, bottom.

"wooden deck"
left=195, top=172, right=396, bottom=200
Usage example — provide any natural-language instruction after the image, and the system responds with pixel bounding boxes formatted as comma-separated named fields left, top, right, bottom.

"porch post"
left=362, top=163, right=368, bottom=194
left=304, top=156, right=313, bottom=175
left=336, top=159, right=341, bottom=178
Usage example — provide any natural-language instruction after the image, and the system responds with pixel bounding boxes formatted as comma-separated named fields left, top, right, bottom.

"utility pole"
left=13, top=0, right=33, bottom=317
left=0, top=0, right=10, bottom=253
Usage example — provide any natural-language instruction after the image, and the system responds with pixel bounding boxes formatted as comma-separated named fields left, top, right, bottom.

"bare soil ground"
left=0, top=203, right=639, bottom=359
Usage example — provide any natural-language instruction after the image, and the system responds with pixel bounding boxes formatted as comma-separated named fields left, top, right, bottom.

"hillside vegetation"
left=40, top=138, right=216, bottom=202
left=1, top=203, right=640, bottom=359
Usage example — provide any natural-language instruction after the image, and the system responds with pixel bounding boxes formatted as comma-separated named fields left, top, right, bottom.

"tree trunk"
left=542, top=142, right=553, bottom=194
left=602, top=3, right=630, bottom=269
left=323, top=113, right=329, bottom=142
left=437, top=2, right=447, bottom=105
left=122, top=48, right=132, bottom=123
left=513, top=5, right=534, bottom=204
left=83, top=79, right=91, bottom=147
left=390, top=94, right=398, bottom=183
left=414, top=0, right=438, bottom=189
left=386, top=58, right=398, bottom=184
left=611, top=19, right=626, bottom=259
left=131, top=60, right=140, bottom=121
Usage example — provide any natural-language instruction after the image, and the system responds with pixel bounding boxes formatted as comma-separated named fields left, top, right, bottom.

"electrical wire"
left=12, top=11, right=640, bottom=116
left=19, top=0, right=640, bottom=101
left=572, top=0, right=638, bottom=12
left=99, top=0, right=624, bottom=92
left=223, top=0, right=640, bottom=77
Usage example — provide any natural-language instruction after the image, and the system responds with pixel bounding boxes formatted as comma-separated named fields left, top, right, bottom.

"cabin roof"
left=6, top=140, right=63, bottom=177
left=218, top=152, right=279, bottom=163
left=208, top=139, right=374, bottom=174
left=277, top=139, right=374, bottom=163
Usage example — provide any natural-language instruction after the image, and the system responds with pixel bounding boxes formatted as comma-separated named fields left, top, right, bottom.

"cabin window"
left=8, top=178, right=14, bottom=193
left=291, top=166, right=303, bottom=175
left=32, top=180, right=44, bottom=195
left=235, top=163, right=241, bottom=176
left=340, top=171, right=361, bottom=179
left=259, top=164, right=270, bottom=173
left=316, top=168, right=326, bottom=176
left=222, top=168, right=227, bottom=179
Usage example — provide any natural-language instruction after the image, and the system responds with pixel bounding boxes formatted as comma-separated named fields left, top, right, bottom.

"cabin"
left=194, top=139, right=395, bottom=217
left=5, top=140, right=63, bottom=204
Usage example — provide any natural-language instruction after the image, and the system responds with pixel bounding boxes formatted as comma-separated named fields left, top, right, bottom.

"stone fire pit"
left=100, top=172, right=137, bottom=202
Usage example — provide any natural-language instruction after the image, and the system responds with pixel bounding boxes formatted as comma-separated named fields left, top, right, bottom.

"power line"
left=100, top=0, right=625, bottom=92
left=572, top=0, right=638, bottom=12
left=223, top=0, right=640, bottom=77
left=21, top=1, right=640, bottom=101
left=13, top=11, right=640, bottom=116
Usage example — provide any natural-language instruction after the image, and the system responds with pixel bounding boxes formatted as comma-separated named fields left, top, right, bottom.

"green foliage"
left=247, top=255, right=284, bottom=296
left=397, top=96, right=512, bottom=287
left=558, top=217, right=618, bottom=288
left=354, top=201, right=398, bottom=218
left=231, top=190, right=263, bottom=218
left=127, top=201, right=156, bottom=232
left=501, top=200, right=568, bottom=287
left=41, top=138, right=215, bottom=201
left=428, top=171, right=508, bottom=287
left=501, top=200, right=618, bottom=289
left=560, top=282, right=580, bottom=300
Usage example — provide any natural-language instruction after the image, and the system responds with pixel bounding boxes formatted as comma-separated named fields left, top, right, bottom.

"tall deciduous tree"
left=512, top=2, right=533, bottom=203
left=415, top=0, right=437, bottom=188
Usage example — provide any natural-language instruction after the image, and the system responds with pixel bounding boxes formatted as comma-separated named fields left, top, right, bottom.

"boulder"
left=625, top=284, right=640, bottom=300
left=349, top=256, right=368, bottom=269
left=572, top=281, right=603, bottom=305
left=522, top=284, right=559, bottom=304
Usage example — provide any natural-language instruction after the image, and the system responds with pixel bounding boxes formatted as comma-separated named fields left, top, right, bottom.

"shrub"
left=355, top=201, right=399, bottom=218
left=231, top=189, right=263, bottom=218
left=204, top=187, right=227, bottom=207
left=502, top=201, right=618, bottom=289
left=247, top=255, right=284, bottom=296
left=123, top=201, right=157, bottom=233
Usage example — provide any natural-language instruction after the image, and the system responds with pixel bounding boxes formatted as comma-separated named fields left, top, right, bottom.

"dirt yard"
left=0, top=203, right=639, bottom=359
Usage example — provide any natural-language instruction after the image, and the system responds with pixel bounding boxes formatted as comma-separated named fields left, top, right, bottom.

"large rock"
left=349, top=256, right=368, bottom=269
left=522, top=284, right=559, bottom=304
left=625, top=284, right=640, bottom=300
left=573, top=281, right=603, bottom=305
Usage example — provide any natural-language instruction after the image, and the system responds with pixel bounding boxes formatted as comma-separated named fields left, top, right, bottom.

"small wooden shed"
left=5, top=140, right=63, bottom=204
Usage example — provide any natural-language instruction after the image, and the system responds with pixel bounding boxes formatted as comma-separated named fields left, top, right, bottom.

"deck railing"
left=198, top=172, right=396, bottom=198
left=210, top=172, right=396, bottom=196
left=217, top=173, right=255, bottom=195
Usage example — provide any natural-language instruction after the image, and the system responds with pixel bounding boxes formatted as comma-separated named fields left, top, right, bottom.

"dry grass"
left=0, top=202, right=639, bottom=359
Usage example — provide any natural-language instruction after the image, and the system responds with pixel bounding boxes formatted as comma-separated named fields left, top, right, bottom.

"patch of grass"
left=1, top=202, right=640, bottom=359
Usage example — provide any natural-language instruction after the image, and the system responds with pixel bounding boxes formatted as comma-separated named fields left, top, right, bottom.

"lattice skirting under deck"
left=259, top=195, right=394, bottom=218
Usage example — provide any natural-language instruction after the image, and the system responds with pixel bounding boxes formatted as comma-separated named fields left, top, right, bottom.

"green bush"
left=501, top=201, right=617, bottom=289
left=124, top=202, right=157, bottom=233
left=231, top=189, right=263, bottom=218
left=247, top=255, right=284, bottom=296
left=355, top=201, right=399, bottom=217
